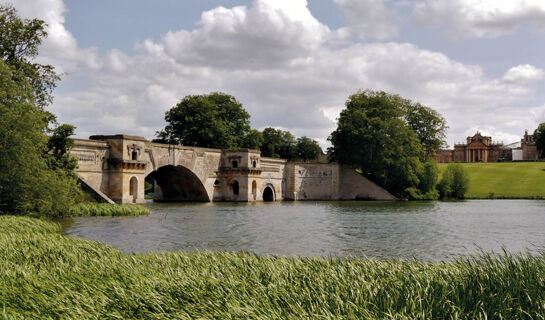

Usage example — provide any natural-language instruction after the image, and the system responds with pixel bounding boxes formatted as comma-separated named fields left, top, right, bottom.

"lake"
left=60, top=200, right=545, bottom=261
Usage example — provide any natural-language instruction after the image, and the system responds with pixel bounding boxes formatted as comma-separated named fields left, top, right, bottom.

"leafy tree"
left=406, top=159, right=440, bottom=200
left=0, top=5, right=59, bottom=109
left=419, top=159, right=439, bottom=194
left=0, top=60, right=79, bottom=217
left=243, top=129, right=263, bottom=150
left=261, top=128, right=284, bottom=158
left=46, top=124, right=78, bottom=172
left=0, top=6, right=79, bottom=218
left=534, top=123, right=545, bottom=159
left=295, top=136, right=323, bottom=161
left=261, top=127, right=298, bottom=159
left=155, top=92, right=251, bottom=149
left=437, top=163, right=469, bottom=199
left=328, top=90, right=432, bottom=197
left=277, top=131, right=297, bottom=160
left=403, top=102, right=448, bottom=159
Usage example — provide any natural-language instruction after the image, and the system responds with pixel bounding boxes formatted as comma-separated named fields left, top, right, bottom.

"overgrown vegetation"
left=437, top=163, right=469, bottom=199
left=0, top=5, right=80, bottom=218
left=328, top=90, right=448, bottom=199
left=2, top=215, right=545, bottom=319
left=69, top=203, right=150, bottom=217
left=534, top=122, right=545, bottom=159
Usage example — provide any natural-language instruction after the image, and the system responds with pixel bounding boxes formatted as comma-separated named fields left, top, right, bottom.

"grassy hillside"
left=438, top=162, right=545, bottom=199
left=3, top=215, right=545, bottom=319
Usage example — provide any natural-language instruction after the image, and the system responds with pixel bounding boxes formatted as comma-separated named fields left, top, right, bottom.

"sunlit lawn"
left=438, top=162, right=545, bottom=198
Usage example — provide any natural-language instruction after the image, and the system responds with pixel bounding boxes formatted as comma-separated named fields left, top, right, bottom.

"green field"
left=3, top=215, right=545, bottom=319
left=438, top=162, right=545, bottom=199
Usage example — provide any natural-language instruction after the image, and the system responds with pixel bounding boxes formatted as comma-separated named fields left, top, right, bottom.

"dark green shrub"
left=438, top=163, right=469, bottom=199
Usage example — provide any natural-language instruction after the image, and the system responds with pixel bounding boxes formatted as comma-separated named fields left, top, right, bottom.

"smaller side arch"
left=262, top=184, right=275, bottom=202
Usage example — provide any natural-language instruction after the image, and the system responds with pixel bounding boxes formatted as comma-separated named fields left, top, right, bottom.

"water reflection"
left=59, top=200, right=545, bottom=261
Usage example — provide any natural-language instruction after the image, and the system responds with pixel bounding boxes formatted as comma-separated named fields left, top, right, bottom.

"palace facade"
left=436, top=130, right=537, bottom=163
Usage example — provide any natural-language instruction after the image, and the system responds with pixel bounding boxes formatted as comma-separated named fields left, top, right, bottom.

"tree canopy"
left=0, top=5, right=79, bottom=218
left=154, top=92, right=251, bottom=149
left=259, top=128, right=322, bottom=161
left=261, top=128, right=296, bottom=159
left=155, top=94, right=323, bottom=161
left=403, top=101, right=448, bottom=158
left=295, top=136, right=323, bottom=161
left=0, top=5, right=59, bottom=109
left=243, top=129, right=264, bottom=150
left=328, top=90, right=447, bottom=198
left=534, top=123, right=545, bottom=159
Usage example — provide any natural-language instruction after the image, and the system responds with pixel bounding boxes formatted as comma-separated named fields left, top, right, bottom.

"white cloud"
left=503, top=64, right=545, bottom=83
left=333, top=0, right=399, bottom=39
left=8, top=0, right=545, bottom=148
left=141, top=0, right=330, bottom=70
left=413, top=0, right=545, bottom=38
left=10, top=0, right=100, bottom=73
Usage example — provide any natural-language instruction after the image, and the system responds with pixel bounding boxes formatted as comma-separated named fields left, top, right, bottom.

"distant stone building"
left=512, top=130, right=538, bottom=161
left=435, top=149, right=454, bottom=163
left=435, top=130, right=536, bottom=163
left=521, top=130, right=537, bottom=160
left=452, top=132, right=504, bottom=162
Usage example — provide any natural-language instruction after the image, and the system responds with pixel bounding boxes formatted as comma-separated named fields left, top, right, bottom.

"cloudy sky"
left=9, top=0, right=545, bottom=147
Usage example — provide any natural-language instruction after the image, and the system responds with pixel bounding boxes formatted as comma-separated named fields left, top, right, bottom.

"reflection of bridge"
left=71, top=135, right=396, bottom=204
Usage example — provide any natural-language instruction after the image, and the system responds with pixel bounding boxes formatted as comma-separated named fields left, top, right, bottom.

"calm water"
left=60, top=200, right=545, bottom=261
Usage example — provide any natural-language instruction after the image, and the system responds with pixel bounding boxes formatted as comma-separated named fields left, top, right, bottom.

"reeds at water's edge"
left=1, top=215, right=545, bottom=319
left=69, top=203, right=150, bottom=216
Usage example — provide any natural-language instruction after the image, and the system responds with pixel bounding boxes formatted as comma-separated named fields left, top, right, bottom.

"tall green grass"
left=2, top=215, right=545, bottom=319
left=69, top=203, right=150, bottom=217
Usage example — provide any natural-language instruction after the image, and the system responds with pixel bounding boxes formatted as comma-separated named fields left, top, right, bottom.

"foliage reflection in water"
left=60, top=200, right=545, bottom=261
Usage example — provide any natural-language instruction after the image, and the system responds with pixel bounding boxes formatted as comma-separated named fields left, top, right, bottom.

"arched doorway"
left=148, top=165, right=210, bottom=202
left=129, top=176, right=138, bottom=203
left=252, top=181, right=257, bottom=200
left=263, top=186, right=274, bottom=202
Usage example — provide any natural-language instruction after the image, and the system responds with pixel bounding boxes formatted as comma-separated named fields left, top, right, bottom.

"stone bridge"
left=71, top=134, right=396, bottom=204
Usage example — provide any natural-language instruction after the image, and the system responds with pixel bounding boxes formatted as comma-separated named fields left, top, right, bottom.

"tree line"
left=152, top=92, right=323, bottom=161
left=153, top=89, right=467, bottom=200
left=1, top=5, right=466, bottom=219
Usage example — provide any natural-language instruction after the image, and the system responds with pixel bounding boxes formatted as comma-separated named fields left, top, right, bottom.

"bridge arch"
left=147, top=165, right=210, bottom=202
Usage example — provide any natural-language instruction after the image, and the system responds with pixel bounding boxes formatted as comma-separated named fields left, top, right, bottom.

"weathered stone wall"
left=284, top=162, right=396, bottom=201
left=285, top=163, right=339, bottom=200
left=338, top=165, right=396, bottom=200
left=71, top=138, right=110, bottom=196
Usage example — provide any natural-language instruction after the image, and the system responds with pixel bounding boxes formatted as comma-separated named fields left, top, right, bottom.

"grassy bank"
left=2, top=216, right=545, bottom=319
left=69, top=203, right=150, bottom=217
left=438, top=162, right=545, bottom=199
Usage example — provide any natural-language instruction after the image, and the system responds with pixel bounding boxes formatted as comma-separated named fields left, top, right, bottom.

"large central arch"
left=148, top=165, right=210, bottom=202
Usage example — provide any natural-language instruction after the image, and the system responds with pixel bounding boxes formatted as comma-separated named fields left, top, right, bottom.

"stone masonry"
left=71, top=135, right=396, bottom=204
